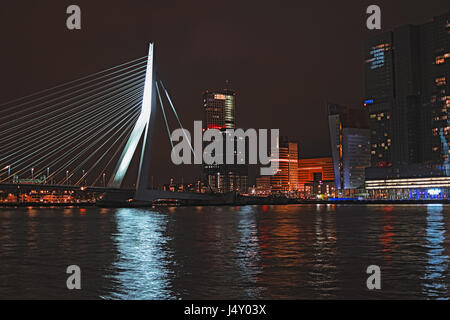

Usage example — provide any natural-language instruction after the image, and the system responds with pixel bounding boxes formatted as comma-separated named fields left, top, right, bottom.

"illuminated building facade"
left=203, top=89, right=235, bottom=130
left=202, top=89, right=248, bottom=193
left=298, top=157, right=335, bottom=198
left=269, top=137, right=299, bottom=195
left=364, top=12, right=450, bottom=199
left=365, top=164, right=450, bottom=199
left=424, top=14, right=450, bottom=170
left=364, top=34, right=394, bottom=167
left=255, top=176, right=271, bottom=196
left=328, top=103, right=371, bottom=194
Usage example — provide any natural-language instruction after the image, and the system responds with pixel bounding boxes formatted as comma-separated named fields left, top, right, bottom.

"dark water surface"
left=0, top=204, right=449, bottom=299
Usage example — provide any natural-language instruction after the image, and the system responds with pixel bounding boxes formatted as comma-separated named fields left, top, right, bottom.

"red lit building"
left=298, top=157, right=335, bottom=198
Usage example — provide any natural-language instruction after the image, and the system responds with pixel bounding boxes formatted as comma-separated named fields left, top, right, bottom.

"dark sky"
left=1, top=0, right=450, bottom=185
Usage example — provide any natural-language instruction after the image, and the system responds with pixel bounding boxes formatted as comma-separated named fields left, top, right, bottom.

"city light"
left=427, top=188, right=442, bottom=196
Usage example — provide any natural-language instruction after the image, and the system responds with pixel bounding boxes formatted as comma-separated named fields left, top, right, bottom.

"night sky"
left=1, top=0, right=450, bottom=185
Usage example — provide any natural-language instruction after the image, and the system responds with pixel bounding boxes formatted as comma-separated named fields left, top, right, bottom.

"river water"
left=0, top=204, right=449, bottom=299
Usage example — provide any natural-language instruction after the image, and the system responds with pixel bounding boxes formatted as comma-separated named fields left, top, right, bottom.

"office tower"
left=202, top=89, right=248, bottom=193
left=203, top=90, right=235, bottom=130
left=328, top=103, right=371, bottom=194
left=269, top=137, right=299, bottom=195
left=298, top=157, right=335, bottom=197
left=364, top=35, right=394, bottom=167
left=364, top=12, right=450, bottom=199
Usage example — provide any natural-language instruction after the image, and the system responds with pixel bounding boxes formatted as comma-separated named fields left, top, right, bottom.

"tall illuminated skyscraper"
left=364, top=12, right=450, bottom=199
left=202, top=89, right=247, bottom=194
left=364, top=12, right=450, bottom=169
left=203, top=89, right=235, bottom=130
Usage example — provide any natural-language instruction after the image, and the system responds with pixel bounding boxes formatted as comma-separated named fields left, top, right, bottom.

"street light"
left=66, top=170, right=69, bottom=185
left=31, top=167, right=34, bottom=182
left=102, top=173, right=106, bottom=187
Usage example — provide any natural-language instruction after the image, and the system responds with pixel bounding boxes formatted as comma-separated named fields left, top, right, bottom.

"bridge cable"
left=56, top=110, right=141, bottom=185
left=158, top=80, right=214, bottom=194
left=22, top=96, right=141, bottom=181
left=159, top=80, right=196, bottom=159
left=0, top=81, right=144, bottom=156
left=0, top=55, right=146, bottom=111
left=155, top=81, right=174, bottom=149
left=0, top=82, right=144, bottom=163
left=0, top=64, right=146, bottom=132
left=88, top=118, right=138, bottom=187
left=0, top=92, right=142, bottom=183
left=34, top=106, right=140, bottom=185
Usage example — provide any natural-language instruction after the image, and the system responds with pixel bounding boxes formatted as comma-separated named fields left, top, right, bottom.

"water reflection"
left=380, top=206, right=397, bottom=263
left=235, top=206, right=263, bottom=298
left=422, top=205, right=449, bottom=299
left=105, top=208, right=173, bottom=299
left=311, top=205, right=337, bottom=298
left=1, top=205, right=450, bottom=299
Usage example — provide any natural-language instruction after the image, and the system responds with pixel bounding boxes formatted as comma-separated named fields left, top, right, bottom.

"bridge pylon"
left=105, top=42, right=233, bottom=205
left=109, top=43, right=156, bottom=199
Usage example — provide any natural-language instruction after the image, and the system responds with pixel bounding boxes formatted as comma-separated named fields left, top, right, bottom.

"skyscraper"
left=328, top=103, right=371, bottom=194
left=270, top=137, right=299, bottom=195
left=202, top=89, right=248, bottom=193
left=203, top=89, right=235, bottom=130
left=364, top=12, right=450, bottom=199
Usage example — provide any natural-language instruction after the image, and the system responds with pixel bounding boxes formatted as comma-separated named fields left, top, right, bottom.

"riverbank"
left=1, top=198, right=449, bottom=208
left=0, top=202, right=95, bottom=207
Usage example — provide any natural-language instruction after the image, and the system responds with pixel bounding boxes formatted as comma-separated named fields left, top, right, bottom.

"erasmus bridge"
left=0, top=43, right=226, bottom=205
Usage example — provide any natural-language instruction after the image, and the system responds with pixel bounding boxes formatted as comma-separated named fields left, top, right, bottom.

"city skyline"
left=2, top=1, right=450, bottom=184
left=1, top=2, right=450, bottom=303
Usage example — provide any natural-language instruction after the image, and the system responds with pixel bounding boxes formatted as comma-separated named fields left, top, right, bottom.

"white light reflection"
left=235, top=205, right=263, bottom=298
left=422, top=204, right=449, bottom=299
left=103, top=208, right=173, bottom=299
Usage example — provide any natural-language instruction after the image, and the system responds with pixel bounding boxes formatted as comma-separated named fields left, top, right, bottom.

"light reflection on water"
left=234, top=206, right=264, bottom=298
left=0, top=204, right=449, bottom=299
left=104, top=208, right=174, bottom=300
left=422, top=204, right=449, bottom=299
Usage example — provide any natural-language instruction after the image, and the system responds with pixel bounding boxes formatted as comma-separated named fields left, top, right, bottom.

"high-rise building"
left=328, top=103, right=371, bottom=194
left=202, top=89, right=248, bottom=193
left=270, top=137, right=299, bottom=194
left=364, top=12, right=450, bottom=199
left=203, top=89, right=235, bottom=130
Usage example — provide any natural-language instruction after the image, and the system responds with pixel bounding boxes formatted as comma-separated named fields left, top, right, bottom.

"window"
left=436, top=56, right=445, bottom=64
left=435, top=77, right=446, bottom=86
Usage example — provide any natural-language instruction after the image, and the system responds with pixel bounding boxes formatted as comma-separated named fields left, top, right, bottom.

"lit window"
left=435, top=77, right=446, bottom=86
left=436, top=56, right=445, bottom=64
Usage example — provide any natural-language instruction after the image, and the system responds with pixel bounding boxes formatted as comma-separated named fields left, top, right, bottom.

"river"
left=0, top=204, right=449, bottom=299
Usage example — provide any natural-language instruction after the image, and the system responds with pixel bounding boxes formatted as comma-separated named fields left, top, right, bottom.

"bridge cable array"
left=155, top=80, right=213, bottom=192
left=1, top=55, right=202, bottom=189
left=155, top=80, right=196, bottom=157
left=0, top=56, right=147, bottom=187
